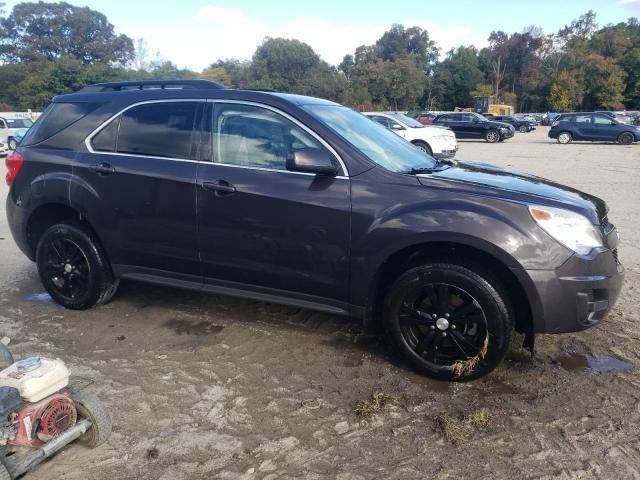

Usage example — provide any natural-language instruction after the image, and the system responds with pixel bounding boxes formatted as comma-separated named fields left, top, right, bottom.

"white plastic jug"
left=0, top=357, right=70, bottom=403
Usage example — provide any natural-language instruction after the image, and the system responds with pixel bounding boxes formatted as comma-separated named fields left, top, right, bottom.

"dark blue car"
left=549, top=112, right=640, bottom=144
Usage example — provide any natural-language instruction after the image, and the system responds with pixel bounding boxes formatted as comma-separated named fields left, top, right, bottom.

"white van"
left=0, top=113, right=35, bottom=150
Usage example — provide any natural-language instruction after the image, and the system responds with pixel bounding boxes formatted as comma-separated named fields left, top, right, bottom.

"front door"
left=196, top=102, right=351, bottom=304
left=72, top=100, right=203, bottom=279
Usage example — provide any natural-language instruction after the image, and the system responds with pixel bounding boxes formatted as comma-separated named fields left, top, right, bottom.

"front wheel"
left=412, top=140, right=433, bottom=156
left=383, top=262, right=514, bottom=381
left=618, top=132, right=634, bottom=145
left=485, top=130, right=500, bottom=143
left=36, top=223, right=118, bottom=310
left=519, top=125, right=527, bottom=133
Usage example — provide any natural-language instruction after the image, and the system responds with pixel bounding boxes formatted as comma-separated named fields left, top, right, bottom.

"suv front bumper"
left=512, top=248, right=624, bottom=334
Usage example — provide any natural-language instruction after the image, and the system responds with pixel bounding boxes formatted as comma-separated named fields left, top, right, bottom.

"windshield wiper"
left=406, top=158, right=457, bottom=175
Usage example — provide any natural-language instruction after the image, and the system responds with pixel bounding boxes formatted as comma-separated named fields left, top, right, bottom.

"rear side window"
left=22, top=102, right=100, bottom=146
left=114, top=102, right=198, bottom=159
left=91, top=118, right=119, bottom=152
left=575, top=115, right=591, bottom=124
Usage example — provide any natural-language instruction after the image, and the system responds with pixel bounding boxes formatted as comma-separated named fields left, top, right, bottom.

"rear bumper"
left=512, top=248, right=624, bottom=334
left=5, top=192, right=32, bottom=260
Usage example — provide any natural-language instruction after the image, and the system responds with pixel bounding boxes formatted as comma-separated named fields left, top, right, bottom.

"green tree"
left=200, top=66, right=232, bottom=86
left=0, top=1, right=134, bottom=65
left=432, top=46, right=483, bottom=109
left=548, top=83, right=572, bottom=111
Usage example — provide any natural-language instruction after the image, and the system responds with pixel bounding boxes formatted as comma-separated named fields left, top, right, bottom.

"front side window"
left=593, top=115, right=613, bottom=125
left=212, top=103, right=326, bottom=171
left=116, top=102, right=198, bottom=159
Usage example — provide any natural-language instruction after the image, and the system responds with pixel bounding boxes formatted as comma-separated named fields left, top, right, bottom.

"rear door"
left=572, top=114, right=595, bottom=140
left=72, top=100, right=202, bottom=280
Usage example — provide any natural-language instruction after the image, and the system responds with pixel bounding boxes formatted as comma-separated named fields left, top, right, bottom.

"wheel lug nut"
left=430, top=325, right=435, bottom=330
left=451, top=325, right=456, bottom=329
left=442, top=332, right=447, bottom=337
left=445, top=313, right=450, bottom=318
left=432, top=314, right=437, bottom=319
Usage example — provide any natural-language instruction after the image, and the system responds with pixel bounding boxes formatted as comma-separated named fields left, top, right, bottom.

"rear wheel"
left=36, top=223, right=118, bottom=310
left=412, top=140, right=433, bottom=156
left=557, top=132, right=572, bottom=144
left=383, top=262, right=514, bottom=381
left=618, top=132, right=634, bottom=145
left=7, top=138, right=16, bottom=150
left=485, top=130, right=500, bottom=143
left=519, top=125, right=527, bottom=133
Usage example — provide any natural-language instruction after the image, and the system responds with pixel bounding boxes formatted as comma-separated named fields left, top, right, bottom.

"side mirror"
left=391, top=123, right=404, bottom=130
left=287, top=148, right=339, bottom=176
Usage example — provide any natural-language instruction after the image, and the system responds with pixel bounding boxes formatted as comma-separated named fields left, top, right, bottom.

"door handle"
left=201, top=180, right=236, bottom=195
left=89, top=163, right=116, bottom=175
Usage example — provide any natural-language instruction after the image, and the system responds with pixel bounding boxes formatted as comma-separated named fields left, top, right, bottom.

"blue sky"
left=5, top=0, right=640, bottom=69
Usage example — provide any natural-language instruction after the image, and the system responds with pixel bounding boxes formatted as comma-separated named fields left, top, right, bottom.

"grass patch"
left=434, top=409, right=492, bottom=444
left=354, top=392, right=401, bottom=419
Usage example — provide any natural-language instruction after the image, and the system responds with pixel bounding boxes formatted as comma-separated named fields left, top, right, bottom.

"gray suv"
left=5, top=80, right=624, bottom=380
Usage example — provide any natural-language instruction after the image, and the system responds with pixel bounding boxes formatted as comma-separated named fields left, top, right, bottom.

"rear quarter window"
left=21, top=102, right=101, bottom=146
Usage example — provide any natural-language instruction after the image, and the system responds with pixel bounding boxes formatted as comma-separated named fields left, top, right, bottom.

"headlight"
left=434, top=135, right=453, bottom=142
left=529, top=205, right=603, bottom=255
left=499, top=127, right=509, bottom=132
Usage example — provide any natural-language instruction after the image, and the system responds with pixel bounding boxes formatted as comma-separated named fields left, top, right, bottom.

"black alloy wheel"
left=384, top=262, right=513, bottom=380
left=36, top=223, right=119, bottom=309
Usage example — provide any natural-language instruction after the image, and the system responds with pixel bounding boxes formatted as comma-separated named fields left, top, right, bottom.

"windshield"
left=304, top=105, right=436, bottom=173
left=389, top=113, right=424, bottom=128
left=5, top=118, right=33, bottom=129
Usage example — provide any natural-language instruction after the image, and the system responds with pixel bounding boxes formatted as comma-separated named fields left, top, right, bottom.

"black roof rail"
left=78, top=79, right=225, bottom=93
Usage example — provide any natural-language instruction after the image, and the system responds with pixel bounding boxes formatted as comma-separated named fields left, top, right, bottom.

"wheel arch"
left=25, top=202, right=102, bottom=260
left=364, top=240, right=534, bottom=338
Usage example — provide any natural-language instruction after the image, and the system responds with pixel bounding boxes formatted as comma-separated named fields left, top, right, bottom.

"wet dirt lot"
left=1, top=127, right=639, bottom=479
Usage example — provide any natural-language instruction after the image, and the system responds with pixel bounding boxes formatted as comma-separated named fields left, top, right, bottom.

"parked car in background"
left=549, top=112, right=640, bottom=144
left=364, top=112, right=458, bottom=158
left=0, top=140, right=8, bottom=156
left=0, top=114, right=34, bottom=150
left=432, top=112, right=514, bottom=143
left=493, top=115, right=536, bottom=133
left=414, top=112, right=437, bottom=125
left=542, top=112, right=559, bottom=126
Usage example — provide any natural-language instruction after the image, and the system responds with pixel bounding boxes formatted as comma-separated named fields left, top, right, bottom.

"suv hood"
left=418, top=161, right=607, bottom=223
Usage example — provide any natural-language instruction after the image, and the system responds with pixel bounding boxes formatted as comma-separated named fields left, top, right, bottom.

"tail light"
left=5, top=151, right=24, bottom=186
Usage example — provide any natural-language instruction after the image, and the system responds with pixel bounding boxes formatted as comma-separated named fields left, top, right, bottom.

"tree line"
left=0, top=3, right=638, bottom=113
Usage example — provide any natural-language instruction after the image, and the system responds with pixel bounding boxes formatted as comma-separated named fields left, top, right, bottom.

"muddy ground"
left=1, top=127, right=639, bottom=479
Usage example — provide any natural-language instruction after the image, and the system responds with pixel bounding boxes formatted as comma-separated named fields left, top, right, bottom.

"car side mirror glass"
left=286, top=148, right=339, bottom=176
left=391, top=123, right=403, bottom=130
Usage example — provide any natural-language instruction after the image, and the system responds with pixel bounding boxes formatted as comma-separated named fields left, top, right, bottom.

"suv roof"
left=54, top=81, right=339, bottom=108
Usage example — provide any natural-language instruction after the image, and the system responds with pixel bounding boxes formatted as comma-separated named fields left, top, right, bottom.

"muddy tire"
left=412, top=140, right=433, bottom=156
left=485, top=129, right=500, bottom=143
left=36, top=223, right=118, bottom=310
left=72, top=389, right=112, bottom=448
left=0, top=344, right=14, bottom=370
left=557, top=132, right=572, bottom=144
left=383, top=261, right=514, bottom=381
left=618, top=132, right=634, bottom=145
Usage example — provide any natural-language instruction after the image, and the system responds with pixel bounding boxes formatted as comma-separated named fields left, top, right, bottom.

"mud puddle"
left=556, top=353, right=633, bottom=373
